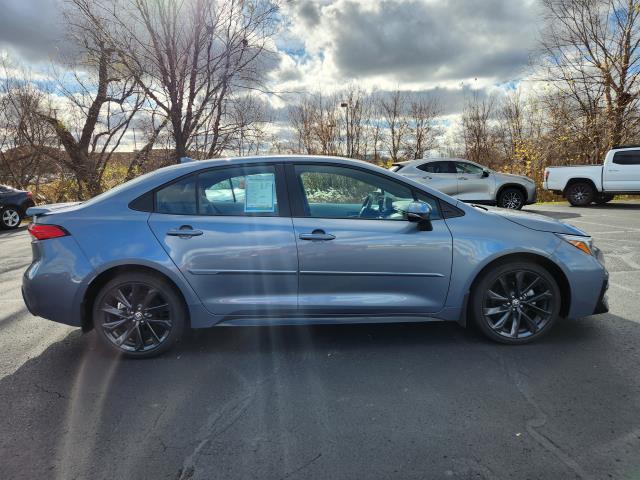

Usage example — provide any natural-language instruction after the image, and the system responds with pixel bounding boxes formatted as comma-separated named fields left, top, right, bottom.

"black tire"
left=565, top=182, right=595, bottom=206
left=498, top=188, right=525, bottom=210
left=470, top=261, right=561, bottom=345
left=93, top=272, right=186, bottom=358
left=594, top=194, right=615, bottom=205
left=0, top=206, right=22, bottom=230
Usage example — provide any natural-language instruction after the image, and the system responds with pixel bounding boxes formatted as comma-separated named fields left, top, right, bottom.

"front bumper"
left=526, top=185, right=537, bottom=204
left=593, top=275, right=609, bottom=314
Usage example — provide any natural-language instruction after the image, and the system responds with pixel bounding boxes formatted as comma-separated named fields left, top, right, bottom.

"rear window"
left=612, top=151, right=640, bottom=165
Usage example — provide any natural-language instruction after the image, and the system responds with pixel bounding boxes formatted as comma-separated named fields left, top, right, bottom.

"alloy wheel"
left=482, top=269, right=555, bottom=340
left=570, top=185, right=589, bottom=203
left=2, top=209, right=20, bottom=228
left=99, top=282, right=173, bottom=353
left=501, top=191, right=523, bottom=209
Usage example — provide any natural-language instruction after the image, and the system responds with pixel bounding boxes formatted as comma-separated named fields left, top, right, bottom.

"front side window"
left=295, top=164, right=437, bottom=220
left=417, top=161, right=456, bottom=174
left=456, top=162, right=484, bottom=175
left=612, top=151, right=640, bottom=165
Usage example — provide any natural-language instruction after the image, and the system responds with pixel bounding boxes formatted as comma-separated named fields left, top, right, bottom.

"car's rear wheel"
left=565, top=182, right=595, bottom=206
left=471, top=262, right=561, bottom=344
left=93, top=272, right=186, bottom=358
left=498, top=188, right=525, bottom=210
left=1, top=206, right=22, bottom=230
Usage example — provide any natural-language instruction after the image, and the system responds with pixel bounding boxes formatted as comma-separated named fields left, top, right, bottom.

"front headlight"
left=556, top=233, right=594, bottom=256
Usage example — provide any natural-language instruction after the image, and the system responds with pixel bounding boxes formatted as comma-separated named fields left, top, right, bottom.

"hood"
left=494, top=171, right=533, bottom=182
left=482, top=206, right=587, bottom=235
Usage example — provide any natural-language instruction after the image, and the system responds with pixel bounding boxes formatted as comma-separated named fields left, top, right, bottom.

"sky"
left=0, top=0, right=544, bottom=149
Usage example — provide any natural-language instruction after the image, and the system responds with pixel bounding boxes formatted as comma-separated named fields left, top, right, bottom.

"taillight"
left=26, top=191, right=33, bottom=199
left=28, top=224, right=69, bottom=240
left=544, top=170, right=549, bottom=181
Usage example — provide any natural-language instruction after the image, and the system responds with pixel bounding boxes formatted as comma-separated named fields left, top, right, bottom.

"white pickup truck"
left=543, top=146, right=640, bottom=206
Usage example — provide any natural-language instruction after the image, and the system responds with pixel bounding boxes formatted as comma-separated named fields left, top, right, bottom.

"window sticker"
left=244, top=173, right=276, bottom=213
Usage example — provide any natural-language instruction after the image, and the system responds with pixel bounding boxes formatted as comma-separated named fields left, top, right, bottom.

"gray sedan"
left=22, top=155, right=607, bottom=358
left=391, top=158, right=537, bottom=209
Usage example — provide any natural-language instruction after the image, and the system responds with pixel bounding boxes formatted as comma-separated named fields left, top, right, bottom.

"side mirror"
left=482, top=169, right=490, bottom=178
left=405, top=201, right=433, bottom=231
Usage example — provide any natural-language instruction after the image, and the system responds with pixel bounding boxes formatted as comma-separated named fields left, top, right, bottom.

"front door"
left=288, top=163, right=453, bottom=315
left=603, top=150, right=640, bottom=192
left=455, top=161, right=494, bottom=201
left=148, top=164, right=298, bottom=316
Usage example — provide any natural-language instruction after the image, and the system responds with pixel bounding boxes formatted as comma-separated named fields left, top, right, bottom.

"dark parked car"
left=0, top=185, right=34, bottom=229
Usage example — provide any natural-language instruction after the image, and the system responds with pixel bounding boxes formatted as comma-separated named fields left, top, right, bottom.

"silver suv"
left=391, top=158, right=537, bottom=209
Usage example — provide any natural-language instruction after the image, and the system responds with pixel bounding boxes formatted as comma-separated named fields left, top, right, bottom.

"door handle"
left=299, top=229, right=335, bottom=241
left=167, top=226, right=203, bottom=237
left=458, top=177, right=468, bottom=180
left=608, top=169, right=619, bottom=172
left=422, top=176, right=433, bottom=180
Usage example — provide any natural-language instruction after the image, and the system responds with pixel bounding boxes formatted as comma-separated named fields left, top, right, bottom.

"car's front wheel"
left=498, top=188, right=525, bottom=210
left=1, top=206, right=22, bottom=230
left=93, top=272, right=186, bottom=358
left=471, top=262, right=561, bottom=344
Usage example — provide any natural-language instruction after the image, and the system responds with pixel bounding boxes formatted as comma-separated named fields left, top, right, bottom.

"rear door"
left=455, top=161, right=493, bottom=201
left=288, top=163, right=453, bottom=315
left=148, top=164, right=299, bottom=316
left=414, top=161, right=459, bottom=196
left=603, top=150, right=640, bottom=191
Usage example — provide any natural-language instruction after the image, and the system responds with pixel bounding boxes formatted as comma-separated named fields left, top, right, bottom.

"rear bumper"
left=20, top=199, right=35, bottom=215
left=22, top=236, right=93, bottom=327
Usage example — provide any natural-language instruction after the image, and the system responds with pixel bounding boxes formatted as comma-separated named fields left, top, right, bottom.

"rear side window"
left=612, top=151, right=640, bottom=165
left=156, top=176, right=197, bottom=215
left=154, top=165, right=280, bottom=216
left=417, top=161, right=456, bottom=174
left=198, top=166, right=278, bottom=216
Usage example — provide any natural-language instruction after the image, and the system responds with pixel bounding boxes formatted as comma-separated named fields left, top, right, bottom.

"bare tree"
left=0, top=60, right=60, bottom=191
left=18, top=0, right=157, bottom=199
left=404, top=96, right=440, bottom=159
left=289, top=98, right=317, bottom=154
left=106, top=0, right=279, bottom=162
left=540, top=0, right=640, bottom=150
left=462, top=92, right=496, bottom=165
left=379, top=90, right=408, bottom=162
left=340, top=85, right=372, bottom=158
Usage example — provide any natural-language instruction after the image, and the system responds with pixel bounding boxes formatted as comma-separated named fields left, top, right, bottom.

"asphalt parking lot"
left=1, top=203, right=639, bottom=480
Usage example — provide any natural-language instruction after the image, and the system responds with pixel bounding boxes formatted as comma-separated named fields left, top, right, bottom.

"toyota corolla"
left=22, top=156, right=609, bottom=358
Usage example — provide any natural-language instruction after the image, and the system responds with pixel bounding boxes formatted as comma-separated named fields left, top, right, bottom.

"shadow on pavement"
left=0, top=225, right=27, bottom=236
left=1, top=316, right=640, bottom=479
left=590, top=202, right=640, bottom=210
